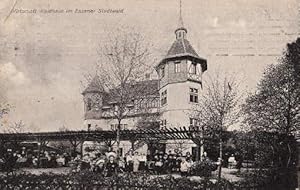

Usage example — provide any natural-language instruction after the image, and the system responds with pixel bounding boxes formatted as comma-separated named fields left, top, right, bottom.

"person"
left=16, top=154, right=27, bottom=168
left=186, top=157, right=193, bottom=175
left=180, top=158, right=189, bottom=176
left=166, top=154, right=173, bottom=173
left=175, top=153, right=182, bottom=173
left=49, top=153, right=57, bottom=168
left=185, top=151, right=192, bottom=161
left=94, top=154, right=105, bottom=174
left=118, top=157, right=126, bottom=172
left=202, top=152, right=208, bottom=161
left=63, top=153, right=70, bottom=166
left=146, top=149, right=152, bottom=162
left=3, top=149, right=17, bottom=174
left=26, top=152, right=33, bottom=167
left=171, top=154, right=177, bottom=173
left=126, top=151, right=134, bottom=172
left=133, top=152, right=140, bottom=173
left=161, top=153, right=168, bottom=174
left=81, top=154, right=91, bottom=170
left=105, top=155, right=118, bottom=177
left=32, top=156, right=38, bottom=168
left=139, top=153, right=147, bottom=171
left=228, top=154, right=236, bottom=169
left=154, top=156, right=164, bottom=175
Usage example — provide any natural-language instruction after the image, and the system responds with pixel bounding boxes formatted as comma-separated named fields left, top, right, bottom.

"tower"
left=156, top=0, right=207, bottom=129
left=82, top=76, right=105, bottom=130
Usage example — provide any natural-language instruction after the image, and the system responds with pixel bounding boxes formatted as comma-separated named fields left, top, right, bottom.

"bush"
left=235, top=167, right=298, bottom=190
left=0, top=171, right=235, bottom=189
left=189, top=159, right=218, bottom=177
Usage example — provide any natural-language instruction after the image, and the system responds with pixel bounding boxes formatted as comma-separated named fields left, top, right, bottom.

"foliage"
left=203, top=130, right=237, bottom=162
left=233, top=131, right=298, bottom=189
left=189, top=159, right=218, bottom=177
left=243, top=39, right=300, bottom=134
left=0, top=171, right=238, bottom=190
left=240, top=39, right=300, bottom=189
left=235, top=167, right=298, bottom=190
left=193, top=73, right=242, bottom=179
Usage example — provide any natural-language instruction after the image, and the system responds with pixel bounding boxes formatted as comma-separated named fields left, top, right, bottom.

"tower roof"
left=165, top=38, right=202, bottom=60
left=156, top=0, right=207, bottom=71
left=82, top=76, right=105, bottom=95
left=157, top=36, right=207, bottom=69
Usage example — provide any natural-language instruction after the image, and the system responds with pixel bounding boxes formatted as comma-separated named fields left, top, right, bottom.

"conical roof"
left=165, top=38, right=201, bottom=60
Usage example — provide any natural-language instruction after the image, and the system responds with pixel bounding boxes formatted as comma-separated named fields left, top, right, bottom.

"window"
left=160, top=119, right=167, bottom=127
left=189, top=88, right=198, bottom=103
left=161, top=66, right=165, bottom=78
left=110, top=124, right=128, bottom=131
left=161, top=90, right=167, bottom=106
left=190, top=62, right=197, bottom=74
left=175, top=61, right=180, bottom=73
left=87, top=124, right=91, bottom=131
left=190, top=118, right=199, bottom=126
left=87, top=98, right=92, bottom=111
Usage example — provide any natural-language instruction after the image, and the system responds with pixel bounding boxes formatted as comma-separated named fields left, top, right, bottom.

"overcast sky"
left=0, top=0, right=298, bottom=131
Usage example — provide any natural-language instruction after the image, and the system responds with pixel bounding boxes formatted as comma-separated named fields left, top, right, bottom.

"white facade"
left=159, top=81, right=202, bottom=128
left=82, top=17, right=207, bottom=158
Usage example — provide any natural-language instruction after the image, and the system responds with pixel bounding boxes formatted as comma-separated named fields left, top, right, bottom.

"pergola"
left=0, top=127, right=207, bottom=161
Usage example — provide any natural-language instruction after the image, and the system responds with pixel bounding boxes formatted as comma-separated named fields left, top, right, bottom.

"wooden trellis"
left=0, top=126, right=208, bottom=145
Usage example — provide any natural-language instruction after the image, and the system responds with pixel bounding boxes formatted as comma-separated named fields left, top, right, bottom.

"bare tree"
left=3, top=120, right=26, bottom=133
left=193, top=72, right=242, bottom=180
left=58, top=124, right=69, bottom=132
left=85, top=28, right=156, bottom=157
left=0, top=103, right=10, bottom=119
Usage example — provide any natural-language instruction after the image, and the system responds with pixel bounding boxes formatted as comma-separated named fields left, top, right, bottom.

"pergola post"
left=191, top=136, right=203, bottom=161
left=70, top=140, right=80, bottom=158
left=80, top=140, right=84, bottom=158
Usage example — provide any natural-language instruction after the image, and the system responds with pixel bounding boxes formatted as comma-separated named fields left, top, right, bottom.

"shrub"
left=0, top=171, right=235, bottom=189
left=235, top=167, right=298, bottom=190
left=189, top=159, right=218, bottom=177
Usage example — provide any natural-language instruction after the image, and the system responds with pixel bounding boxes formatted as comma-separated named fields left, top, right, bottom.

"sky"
left=0, top=0, right=299, bottom=131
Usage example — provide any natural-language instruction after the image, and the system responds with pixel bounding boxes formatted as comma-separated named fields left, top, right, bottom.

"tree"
left=193, top=73, right=241, bottom=180
left=3, top=120, right=26, bottom=133
left=243, top=39, right=300, bottom=135
left=241, top=39, right=300, bottom=189
left=0, top=103, right=9, bottom=119
left=86, top=28, right=156, bottom=157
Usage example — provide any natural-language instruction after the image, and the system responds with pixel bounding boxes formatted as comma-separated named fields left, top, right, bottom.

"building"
left=82, top=8, right=207, bottom=157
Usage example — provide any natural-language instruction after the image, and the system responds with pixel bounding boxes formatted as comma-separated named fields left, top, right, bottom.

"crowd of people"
left=1, top=147, right=238, bottom=177
left=70, top=149, right=196, bottom=177
left=0, top=148, right=72, bottom=171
